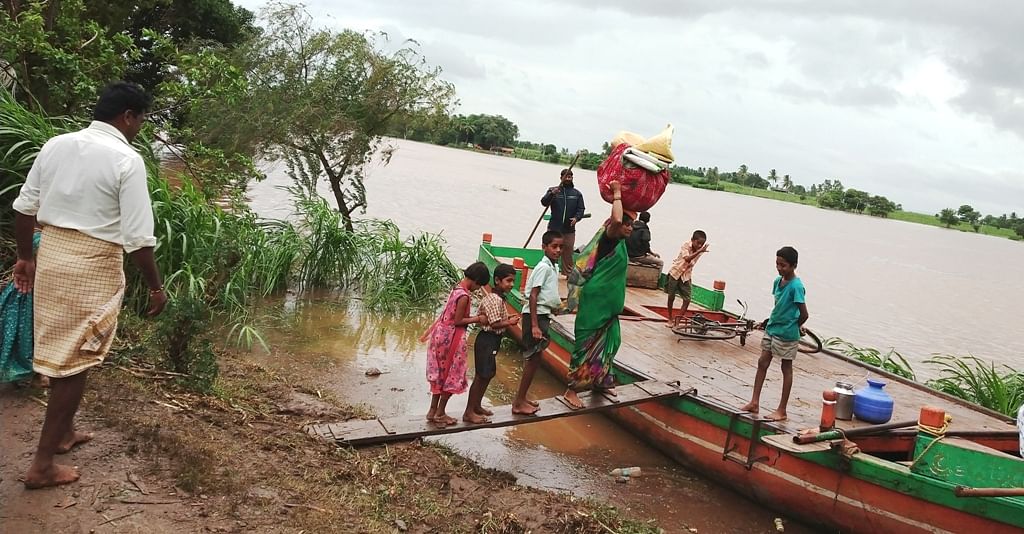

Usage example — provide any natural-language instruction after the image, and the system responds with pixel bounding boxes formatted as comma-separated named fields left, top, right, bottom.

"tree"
left=0, top=0, right=139, bottom=114
left=463, top=114, right=518, bottom=149
left=957, top=204, right=981, bottom=231
left=818, top=191, right=844, bottom=209
left=865, top=195, right=896, bottom=217
left=782, top=174, right=792, bottom=191
left=842, top=189, right=871, bottom=212
left=768, top=168, right=778, bottom=188
left=84, top=0, right=255, bottom=93
left=937, top=208, right=959, bottom=228
left=541, top=143, right=557, bottom=156
left=187, top=3, right=455, bottom=230
left=706, top=166, right=719, bottom=184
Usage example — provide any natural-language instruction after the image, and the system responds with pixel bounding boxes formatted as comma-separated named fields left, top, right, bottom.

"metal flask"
left=833, top=381, right=856, bottom=420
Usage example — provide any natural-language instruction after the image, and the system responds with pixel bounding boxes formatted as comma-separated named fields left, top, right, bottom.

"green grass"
left=889, top=210, right=1018, bottom=237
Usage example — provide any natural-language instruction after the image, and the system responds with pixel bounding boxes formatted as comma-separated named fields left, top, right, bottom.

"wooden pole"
left=523, top=151, right=583, bottom=248
left=954, top=486, right=1024, bottom=497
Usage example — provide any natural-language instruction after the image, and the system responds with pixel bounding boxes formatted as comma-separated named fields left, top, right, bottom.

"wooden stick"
left=523, top=151, right=584, bottom=248
left=955, top=486, right=1024, bottom=497
left=95, top=510, right=143, bottom=527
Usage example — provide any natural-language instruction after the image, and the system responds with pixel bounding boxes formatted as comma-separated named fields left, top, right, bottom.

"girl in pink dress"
left=423, top=262, right=490, bottom=425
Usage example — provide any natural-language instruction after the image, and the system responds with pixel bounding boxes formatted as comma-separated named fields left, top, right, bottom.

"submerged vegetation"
left=824, top=337, right=1023, bottom=417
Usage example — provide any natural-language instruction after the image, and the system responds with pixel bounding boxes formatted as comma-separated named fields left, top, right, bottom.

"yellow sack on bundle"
left=611, top=130, right=645, bottom=149
left=634, top=124, right=674, bottom=164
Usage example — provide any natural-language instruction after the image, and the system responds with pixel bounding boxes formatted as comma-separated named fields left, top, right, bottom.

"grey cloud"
left=774, top=81, right=899, bottom=108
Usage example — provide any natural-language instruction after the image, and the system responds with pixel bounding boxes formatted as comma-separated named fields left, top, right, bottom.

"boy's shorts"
left=520, top=313, right=550, bottom=360
left=665, top=276, right=692, bottom=299
left=761, top=334, right=799, bottom=360
left=474, top=330, right=501, bottom=379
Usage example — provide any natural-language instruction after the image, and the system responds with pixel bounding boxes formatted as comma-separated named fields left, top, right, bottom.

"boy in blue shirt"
left=741, top=246, right=809, bottom=422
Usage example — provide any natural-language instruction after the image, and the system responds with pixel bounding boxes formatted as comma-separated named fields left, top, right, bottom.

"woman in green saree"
left=563, top=181, right=633, bottom=409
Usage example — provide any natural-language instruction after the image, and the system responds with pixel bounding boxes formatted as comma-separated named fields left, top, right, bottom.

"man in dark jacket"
left=541, top=169, right=585, bottom=274
left=625, top=211, right=663, bottom=269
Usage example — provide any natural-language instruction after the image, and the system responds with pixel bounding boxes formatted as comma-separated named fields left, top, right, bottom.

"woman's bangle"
left=149, top=286, right=164, bottom=294
left=613, top=196, right=621, bottom=201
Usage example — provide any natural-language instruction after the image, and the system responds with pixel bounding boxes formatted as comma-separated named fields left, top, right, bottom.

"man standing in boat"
left=541, top=169, right=585, bottom=275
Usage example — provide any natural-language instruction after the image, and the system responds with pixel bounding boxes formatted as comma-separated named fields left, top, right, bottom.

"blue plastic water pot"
left=853, top=378, right=894, bottom=424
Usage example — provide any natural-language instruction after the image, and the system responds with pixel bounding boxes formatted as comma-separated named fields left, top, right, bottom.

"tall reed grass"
left=0, top=89, right=77, bottom=270
left=290, top=186, right=460, bottom=311
left=925, top=355, right=1023, bottom=418
left=824, top=337, right=918, bottom=380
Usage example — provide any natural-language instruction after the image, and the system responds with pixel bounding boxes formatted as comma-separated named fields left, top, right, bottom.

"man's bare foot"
left=563, top=390, right=585, bottom=410
left=425, top=410, right=436, bottom=421
left=31, top=374, right=50, bottom=389
left=462, top=412, right=490, bottom=424
left=56, top=431, right=93, bottom=454
left=475, top=406, right=494, bottom=416
left=528, top=399, right=540, bottom=407
left=511, top=400, right=540, bottom=415
left=764, top=410, right=787, bottom=422
left=23, top=464, right=80, bottom=489
left=598, top=387, right=617, bottom=397
left=739, top=402, right=759, bottom=414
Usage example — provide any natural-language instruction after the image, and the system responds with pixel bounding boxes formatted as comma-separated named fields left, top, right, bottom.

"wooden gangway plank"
left=306, top=380, right=692, bottom=447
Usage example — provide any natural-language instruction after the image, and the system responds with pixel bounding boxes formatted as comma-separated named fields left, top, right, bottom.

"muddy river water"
left=248, top=139, right=1023, bottom=532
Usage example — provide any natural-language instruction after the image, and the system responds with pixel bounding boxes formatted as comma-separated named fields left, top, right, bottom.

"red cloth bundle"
left=596, top=143, right=670, bottom=212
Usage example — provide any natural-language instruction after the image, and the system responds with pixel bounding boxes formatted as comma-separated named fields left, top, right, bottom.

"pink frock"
left=425, top=285, right=471, bottom=395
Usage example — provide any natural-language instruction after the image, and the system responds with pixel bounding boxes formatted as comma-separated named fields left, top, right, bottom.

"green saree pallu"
left=564, top=228, right=628, bottom=390
left=0, top=232, right=40, bottom=383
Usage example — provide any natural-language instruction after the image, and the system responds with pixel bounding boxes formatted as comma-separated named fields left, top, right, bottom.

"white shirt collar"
left=88, top=120, right=130, bottom=146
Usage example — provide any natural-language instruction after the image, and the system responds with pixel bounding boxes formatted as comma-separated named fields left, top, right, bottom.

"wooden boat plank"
left=306, top=380, right=690, bottom=447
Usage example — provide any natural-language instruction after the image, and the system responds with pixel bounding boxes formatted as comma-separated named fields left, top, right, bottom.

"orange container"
left=713, top=280, right=726, bottom=291
left=820, top=390, right=837, bottom=431
left=918, top=406, right=946, bottom=428
left=482, top=233, right=493, bottom=243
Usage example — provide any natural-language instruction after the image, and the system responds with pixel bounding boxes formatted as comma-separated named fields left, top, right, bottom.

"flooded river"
left=247, top=139, right=1023, bottom=533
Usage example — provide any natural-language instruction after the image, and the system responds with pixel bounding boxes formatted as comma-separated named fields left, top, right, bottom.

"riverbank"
left=0, top=351, right=664, bottom=534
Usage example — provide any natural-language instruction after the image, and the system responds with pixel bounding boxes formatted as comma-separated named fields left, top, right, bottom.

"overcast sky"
left=236, top=0, right=1024, bottom=215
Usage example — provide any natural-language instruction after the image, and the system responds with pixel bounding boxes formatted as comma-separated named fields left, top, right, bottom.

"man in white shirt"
left=12, top=81, right=167, bottom=489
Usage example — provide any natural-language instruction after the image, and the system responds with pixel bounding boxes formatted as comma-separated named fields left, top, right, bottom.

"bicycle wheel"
left=672, top=324, right=737, bottom=341
left=798, top=329, right=822, bottom=354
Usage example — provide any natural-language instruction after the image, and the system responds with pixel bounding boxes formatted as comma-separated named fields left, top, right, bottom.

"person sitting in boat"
left=562, top=181, right=632, bottom=410
left=541, top=169, right=585, bottom=275
left=625, top=211, right=663, bottom=269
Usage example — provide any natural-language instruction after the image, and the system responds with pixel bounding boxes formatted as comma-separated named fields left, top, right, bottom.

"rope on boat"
left=908, top=413, right=952, bottom=471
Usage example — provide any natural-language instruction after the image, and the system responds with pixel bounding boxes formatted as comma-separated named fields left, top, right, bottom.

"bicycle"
left=672, top=299, right=823, bottom=354
left=671, top=299, right=755, bottom=345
